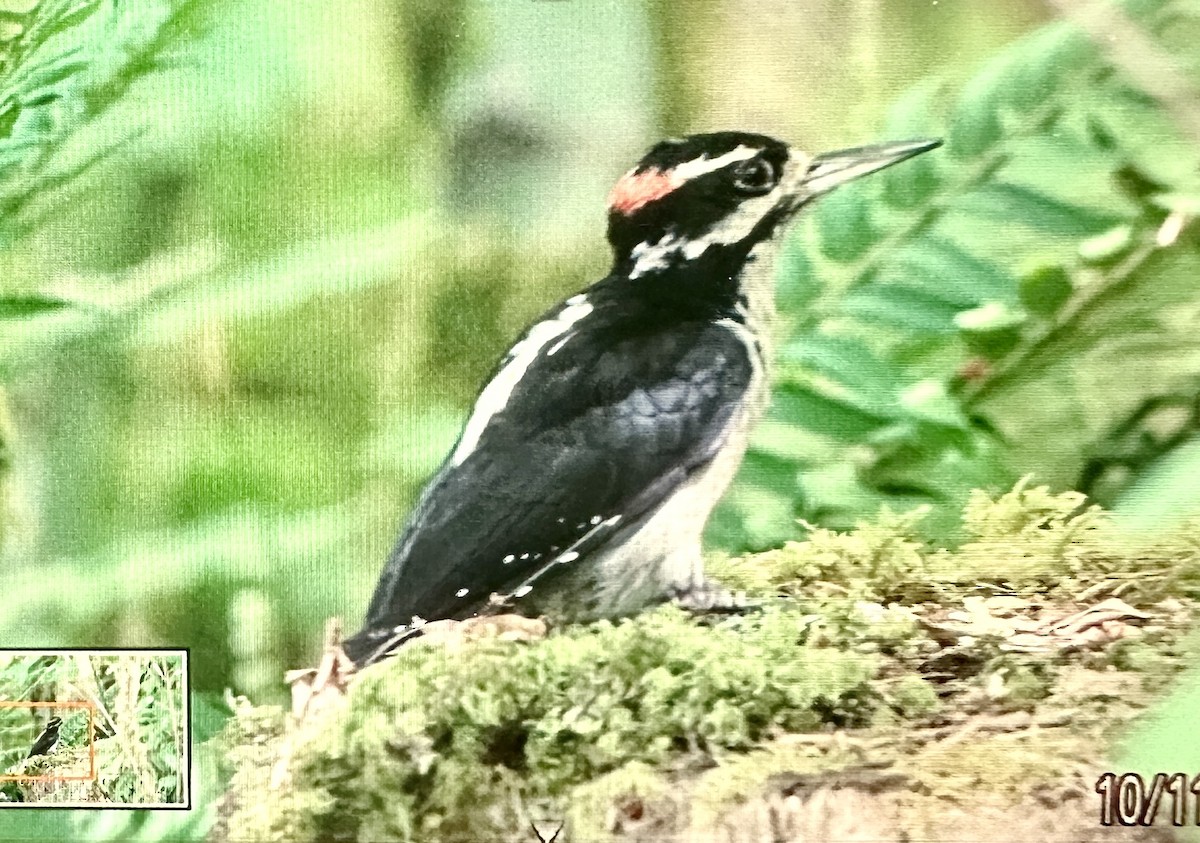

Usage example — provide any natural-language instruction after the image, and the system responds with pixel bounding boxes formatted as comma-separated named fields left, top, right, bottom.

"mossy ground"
left=212, top=482, right=1200, bottom=842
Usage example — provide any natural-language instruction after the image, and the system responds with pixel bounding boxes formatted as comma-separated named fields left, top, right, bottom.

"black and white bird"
left=27, top=716, right=62, bottom=759
left=344, top=132, right=940, bottom=666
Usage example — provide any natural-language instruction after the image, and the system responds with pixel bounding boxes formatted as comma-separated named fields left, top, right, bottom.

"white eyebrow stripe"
left=671, top=145, right=759, bottom=182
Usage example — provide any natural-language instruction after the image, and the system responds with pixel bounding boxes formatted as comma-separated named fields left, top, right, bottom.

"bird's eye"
left=731, top=159, right=778, bottom=195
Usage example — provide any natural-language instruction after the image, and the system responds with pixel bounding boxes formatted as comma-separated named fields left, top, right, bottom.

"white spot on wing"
left=514, top=585, right=533, bottom=598
left=456, top=588, right=469, bottom=598
left=451, top=296, right=594, bottom=465
left=558, top=551, right=580, bottom=563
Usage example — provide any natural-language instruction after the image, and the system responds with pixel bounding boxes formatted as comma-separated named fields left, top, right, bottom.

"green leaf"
left=774, top=233, right=819, bottom=311
left=1000, top=135, right=1140, bottom=222
left=881, top=80, right=944, bottom=207
left=1112, top=434, right=1200, bottom=534
left=1151, top=192, right=1200, bottom=215
left=899, top=379, right=972, bottom=431
left=32, top=0, right=105, bottom=42
left=1006, top=24, right=1092, bottom=111
left=945, top=56, right=1006, bottom=159
left=877, top=237, right=1016, bottom=309
left=841, top=283, right=964, bottom=333
left=0, top=292, right=71, bottom=318
left=970, top=244, right=1200, bottom=488
left=1077, top=224, right=1135, bottom=265
left=769, top=381, right=891, bottom=438
left=814, top=182, right=875, bottom=263
left=190, top=691, right=233, bottom=744
left=1018, top=263, right=1073, bottom=316
left=780, top=334, right=902, bottom=416
left=956, top=182, right=1120, bottom=237
left=1087, top=80, right=1200, bottom=185
left=707, top=451, right=801, bottom=552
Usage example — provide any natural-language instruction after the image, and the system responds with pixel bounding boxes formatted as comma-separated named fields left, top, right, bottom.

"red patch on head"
left=607, top=167, right=682, bottom=216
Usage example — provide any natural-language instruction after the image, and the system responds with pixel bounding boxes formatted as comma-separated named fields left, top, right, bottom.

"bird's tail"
left=342, top=623, right=425, bottom=667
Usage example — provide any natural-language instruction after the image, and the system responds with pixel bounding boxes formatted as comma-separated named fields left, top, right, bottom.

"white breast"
left=585, top=239, right=778, bottom=613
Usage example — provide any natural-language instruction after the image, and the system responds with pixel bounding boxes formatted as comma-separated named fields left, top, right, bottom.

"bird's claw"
left=670, top=580, right=758, bottom=614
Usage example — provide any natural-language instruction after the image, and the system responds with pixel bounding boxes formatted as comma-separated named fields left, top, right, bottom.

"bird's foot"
left=669, top=580, right=757, bottom=614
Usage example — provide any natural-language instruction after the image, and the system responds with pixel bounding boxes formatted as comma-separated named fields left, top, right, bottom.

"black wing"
left=349, top=293, right=755, bottom=654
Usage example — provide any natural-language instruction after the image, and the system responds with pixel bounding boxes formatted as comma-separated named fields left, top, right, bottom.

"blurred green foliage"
left=0, top=0, right=1070, bottom=702
left=715, top=0, right=1200, bottom=548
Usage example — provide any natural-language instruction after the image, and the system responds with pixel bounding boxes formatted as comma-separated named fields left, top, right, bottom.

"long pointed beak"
left=801, top=138, right=941, bottom=197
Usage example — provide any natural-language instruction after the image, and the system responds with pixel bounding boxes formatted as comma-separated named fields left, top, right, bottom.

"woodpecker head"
left=606, top=131, right=940, bottom=283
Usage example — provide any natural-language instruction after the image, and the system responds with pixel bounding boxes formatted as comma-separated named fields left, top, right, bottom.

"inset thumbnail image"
left=0, top=650, right=188, bottom=807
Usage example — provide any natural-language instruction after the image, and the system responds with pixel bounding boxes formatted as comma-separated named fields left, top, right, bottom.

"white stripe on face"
left=680, top=189, right=780, bottom=260
left=451, top=295, right=594, bottom=466
left=671, top=145, right=759, bottom=183
left=629, top=231, right=685, bottom=279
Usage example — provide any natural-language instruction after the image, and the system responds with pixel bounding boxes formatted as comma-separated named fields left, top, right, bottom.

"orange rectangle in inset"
left=0, top=701, right=96, bottom=783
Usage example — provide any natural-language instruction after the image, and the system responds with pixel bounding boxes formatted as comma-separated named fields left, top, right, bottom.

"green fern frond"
left=715, top=0, right=1200, bottom=548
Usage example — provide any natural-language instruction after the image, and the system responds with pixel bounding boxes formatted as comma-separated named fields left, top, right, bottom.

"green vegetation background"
left=0, top=0, right=1055, bottom=701
left=0, top=0, right=1198, bottom=838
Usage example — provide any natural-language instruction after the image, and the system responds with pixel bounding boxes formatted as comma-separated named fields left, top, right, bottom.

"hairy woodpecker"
left=344, top=132, right=940, bottom=665
left=27, top=716, right=62, bottom=758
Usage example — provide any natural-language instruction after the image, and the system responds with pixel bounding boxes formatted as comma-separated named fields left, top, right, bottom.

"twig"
left=963, top=238, right=1158, bottom=403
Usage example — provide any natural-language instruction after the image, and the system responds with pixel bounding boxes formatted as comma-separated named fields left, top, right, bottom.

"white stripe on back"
left=450, top=294, right=594, bottom=466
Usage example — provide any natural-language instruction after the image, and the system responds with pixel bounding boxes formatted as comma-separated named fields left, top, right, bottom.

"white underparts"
left=451, top=294, right=594, bottom=465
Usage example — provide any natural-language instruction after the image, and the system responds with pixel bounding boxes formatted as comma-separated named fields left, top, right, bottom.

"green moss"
left=216, top=482, right=1200, bottom=842
left=715, top=479, right=1200, bottom=606
left=262, top=606, right=881, bottom=842
left=712, top=506, right=932, bottom=603
left=884, top=674, right=942, bottom=719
